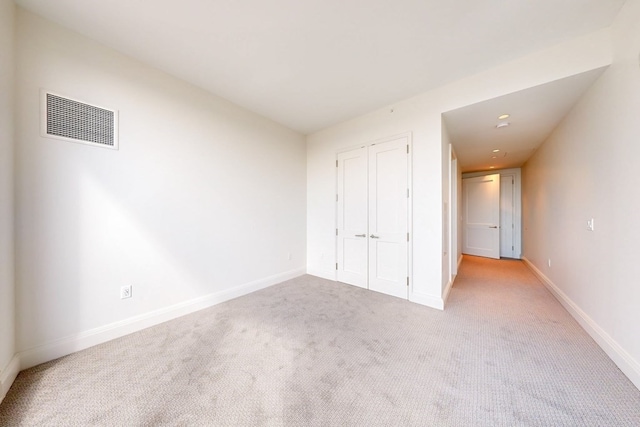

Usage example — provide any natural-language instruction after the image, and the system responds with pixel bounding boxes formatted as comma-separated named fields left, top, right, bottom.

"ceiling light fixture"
left=492, top=149, right=500, bottom=153
left=496, top=122, right=510, bottom=129
left=498, top=114, right=510, bottom=120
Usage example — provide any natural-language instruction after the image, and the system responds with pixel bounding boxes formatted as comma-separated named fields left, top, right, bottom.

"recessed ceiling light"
left=490, top=166, right=495, bottom=169
left=498, top=114, right=510, bottom=120
left=492, top=156, right=498, bottom=159
left=492, top=149, right=500, bottom=153
left=496, top=122, right=510, bottom=129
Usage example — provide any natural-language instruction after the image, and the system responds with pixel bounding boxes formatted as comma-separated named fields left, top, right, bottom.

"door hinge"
left=407, top=232, right=409, bottom=242
left=336, top=194, right=338, bottom=202
left=407, top=277, right=409, bottom=286
left=336, top=160, right=338, bottom=167
left=407, top=189, right=409, bottom=198
left=336, top=228, right=338, bottom=236
left=336, top=263, right=338, bottom=270
left=512, top=245, right=514, bottom=251
left=406, top=145, right=409, bottom=154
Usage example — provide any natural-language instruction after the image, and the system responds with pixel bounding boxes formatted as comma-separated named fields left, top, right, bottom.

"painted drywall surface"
left=307, top=106, right=443, bottom=304
left=523, top=0, right=640, bottom=381
left=441, top=121, right=451, bottom=292
left=456, top=157, right=463, bottom=266
left=15, top=9, right=306, bottom=352
left=0, top=0, right=15, bottom=377
left=306, top=27, right=612, bottom=308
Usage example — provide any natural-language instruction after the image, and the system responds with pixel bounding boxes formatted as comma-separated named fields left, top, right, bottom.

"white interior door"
left=368, top=139, right=409, bottom=299
left=336, top=147, right=368, bottom=288
left=500, top=174, right=515, bottom=258
left=336, top=137, right=410, bottom=299
left=462, top=174, right=500, bottom=259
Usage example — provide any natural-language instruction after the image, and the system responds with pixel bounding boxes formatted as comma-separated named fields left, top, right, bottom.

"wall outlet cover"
left=120, top=285, right=132, bottom=299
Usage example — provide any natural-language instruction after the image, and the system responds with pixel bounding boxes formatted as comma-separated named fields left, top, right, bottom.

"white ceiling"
left=15, top=0, right=625, bottom=135
left=443, top=67, right=608, bottom=173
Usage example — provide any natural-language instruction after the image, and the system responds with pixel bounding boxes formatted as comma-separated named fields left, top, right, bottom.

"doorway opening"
left=461, top=169, right=522, bottom=259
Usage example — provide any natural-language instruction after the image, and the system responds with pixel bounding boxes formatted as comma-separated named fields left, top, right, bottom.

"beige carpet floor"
left=1, top=256, right=639, bottom=426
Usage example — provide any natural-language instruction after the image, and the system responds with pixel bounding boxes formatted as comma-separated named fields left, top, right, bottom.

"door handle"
left=355, top=234, right=366, bottom=237
left=489, top=226, right=498, bottom=229
left=370, top=234, right=379, bottom=239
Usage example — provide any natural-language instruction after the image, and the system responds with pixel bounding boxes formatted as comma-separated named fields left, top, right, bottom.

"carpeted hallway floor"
left=1, top=256, right=639, bottom=426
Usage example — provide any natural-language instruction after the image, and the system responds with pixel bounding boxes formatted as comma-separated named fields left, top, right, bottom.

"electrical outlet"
left=120, top=285, right=132, bottom=299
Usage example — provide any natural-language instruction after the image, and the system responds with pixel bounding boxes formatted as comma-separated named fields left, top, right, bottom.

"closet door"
left=368, top=138, right=409, bottom=299
left=336, top=137, right=410, bottom=300
left=336, top=147, right=368, bottom=288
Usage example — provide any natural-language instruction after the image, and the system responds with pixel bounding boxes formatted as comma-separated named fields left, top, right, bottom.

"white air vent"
left=41, top=90, right=119, bottom=150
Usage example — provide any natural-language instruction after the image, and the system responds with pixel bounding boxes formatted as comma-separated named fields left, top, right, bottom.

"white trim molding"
left=523, top=257, right=640, bottom=391
left=442, top=276, right=455, bottom=308
left=440, top=254, right=464, bottom=309
left=306, top=268, right=336, bottom=282
left=410, top=291, right=444, bottom=310
left=17, top=268, right=306, bottom=371
left=306, top=275, right=446, bottom=311
left=0, top=355, right=20, bottom=404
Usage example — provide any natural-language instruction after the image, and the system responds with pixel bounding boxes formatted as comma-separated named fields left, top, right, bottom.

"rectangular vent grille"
left=41, top=91, right=118, bottom=150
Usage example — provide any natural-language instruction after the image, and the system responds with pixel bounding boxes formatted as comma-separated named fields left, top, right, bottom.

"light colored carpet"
left=1, top=256, right=639, bottom=426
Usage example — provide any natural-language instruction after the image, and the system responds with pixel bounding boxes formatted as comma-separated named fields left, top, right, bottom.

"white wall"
left=449, top=147, right=461, bottom=277
left=441, top=121, right=451, bottom=293
left=522, top=0, right=640, bottom=389
left=307, top=108, right=444, bottom=307
left=14, top=9, right=306, bottom=368
left=306, top=26, right=612, bottom=310
left=456, top=156, right=463, bottom=267
left=0, top=0, right=16, bottom=401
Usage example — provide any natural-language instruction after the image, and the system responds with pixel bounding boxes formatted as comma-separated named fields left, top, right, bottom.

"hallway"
left=446, top=255, right=640, bottom=424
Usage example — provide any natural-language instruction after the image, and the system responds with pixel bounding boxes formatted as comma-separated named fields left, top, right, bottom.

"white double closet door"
left=336, top=136, right=410, bottom=299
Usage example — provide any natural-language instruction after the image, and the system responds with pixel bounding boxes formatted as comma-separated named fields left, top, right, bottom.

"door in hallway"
left=462, top=174, right=500, bottom=259
left=336, top=136, right=410, bottom=299
left=500, top=174, right=516, bottom=258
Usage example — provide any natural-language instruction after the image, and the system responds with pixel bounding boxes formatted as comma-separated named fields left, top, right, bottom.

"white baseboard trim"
left=18, top=268, right=306, bottom=371
left=458, top=254, right=463, bottom=270
left=306, top=268, right=336, bottom=281
left=442, top=275, right=455, bottom=308
left=522, top=257, right=640, bottom=391
left=308, top=270, right=445, bottom=310
left=410, top=291, right=444, bottom=310
left=0, top=354, right=20, bottom=404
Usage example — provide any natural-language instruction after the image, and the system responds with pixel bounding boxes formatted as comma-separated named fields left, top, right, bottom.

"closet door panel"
left=336, top=147, right=368, bottom=288
left=368, top=138, right=409, bottom=299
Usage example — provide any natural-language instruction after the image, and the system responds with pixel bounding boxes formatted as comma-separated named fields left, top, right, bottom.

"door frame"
left=499, top=173, right=517, bottom=258
left=335, top=132, right=413, bottom=298
left=449, top=146, right=459, bottom=277
left=461, top=168, right=522, bottom=259
left=461, top=173, right=501, bottom=259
